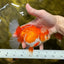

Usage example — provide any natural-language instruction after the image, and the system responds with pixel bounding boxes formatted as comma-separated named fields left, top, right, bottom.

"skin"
left=14, top=3, right=57, bottom=49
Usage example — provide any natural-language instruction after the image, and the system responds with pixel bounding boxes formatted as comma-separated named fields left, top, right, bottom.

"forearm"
left=55, top=15, right=64, bottom=35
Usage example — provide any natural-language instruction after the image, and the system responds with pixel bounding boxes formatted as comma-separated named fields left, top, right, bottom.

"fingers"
left=22, top=42, right=26, bottom=49
left=39, top=43, right=44, bottom=50
left=26, top=3, right=41, bottom=17
left=26, top=4, right=56, bottom=28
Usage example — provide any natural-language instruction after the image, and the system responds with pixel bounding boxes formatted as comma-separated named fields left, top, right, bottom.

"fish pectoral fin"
left=29, top=47, right=33, bottom=53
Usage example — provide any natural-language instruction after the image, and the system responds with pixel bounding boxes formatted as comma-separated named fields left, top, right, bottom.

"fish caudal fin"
left=54, top=33, right=63, bottom=43
left=29, top=47, right=33, bottom=53
left=9, top=19, right=20, bottom=49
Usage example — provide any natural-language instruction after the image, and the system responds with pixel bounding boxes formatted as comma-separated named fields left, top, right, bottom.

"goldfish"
left=13, top=24, right=50, bottom=53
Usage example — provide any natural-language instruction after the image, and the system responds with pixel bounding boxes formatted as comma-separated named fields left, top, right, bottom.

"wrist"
left=48, top=15, right=58, bottom=35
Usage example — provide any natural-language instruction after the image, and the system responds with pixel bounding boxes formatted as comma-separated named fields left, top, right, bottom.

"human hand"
left=21, top=3, right=57, bottom=49
left=14, top=4, right=57, bottom=50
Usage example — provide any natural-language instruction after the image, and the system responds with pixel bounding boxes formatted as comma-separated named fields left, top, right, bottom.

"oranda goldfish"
left=13, top=24, right=50, bottom=53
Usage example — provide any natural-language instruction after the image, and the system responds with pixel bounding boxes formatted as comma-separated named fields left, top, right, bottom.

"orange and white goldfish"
left=13, top=24, right=50, bottom=53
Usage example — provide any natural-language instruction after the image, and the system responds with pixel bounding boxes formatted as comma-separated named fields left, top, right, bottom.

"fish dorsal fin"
left=20, top=24, right=32, bottom=30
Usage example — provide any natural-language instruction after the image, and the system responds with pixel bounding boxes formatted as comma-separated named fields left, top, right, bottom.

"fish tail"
left=29, top=47, right=33, bottom=53
left=54, top=33, right=63, bottom=41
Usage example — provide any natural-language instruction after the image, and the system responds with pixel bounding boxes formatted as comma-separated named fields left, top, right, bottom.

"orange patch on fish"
left=20, top=25, right=41, bottom=43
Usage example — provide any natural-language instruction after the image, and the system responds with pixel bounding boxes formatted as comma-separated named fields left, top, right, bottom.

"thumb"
left=26, top=3, right=41, bottom=17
